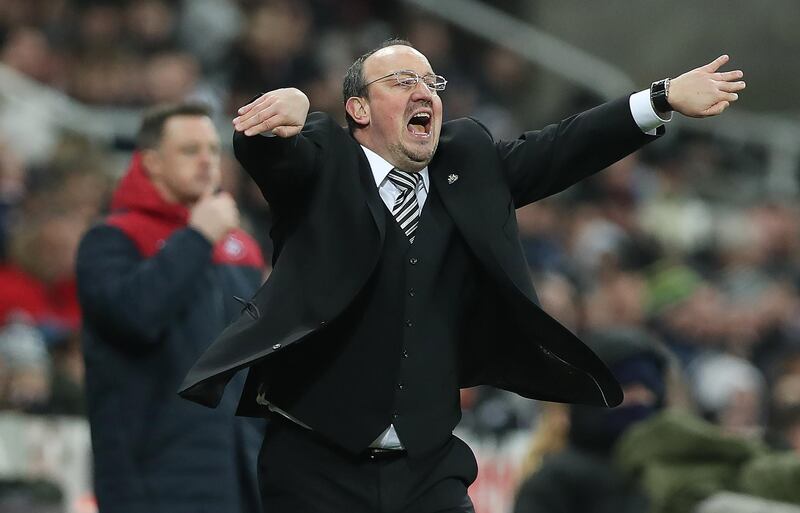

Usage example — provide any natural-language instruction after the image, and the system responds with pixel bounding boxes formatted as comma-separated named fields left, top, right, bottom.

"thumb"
left=272, top=125, right=302, bottom=138
left=702, top=54, right=729, bottom=73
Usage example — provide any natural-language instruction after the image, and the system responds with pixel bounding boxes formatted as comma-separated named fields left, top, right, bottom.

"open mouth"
left=406, top=111, right=432, bottom=137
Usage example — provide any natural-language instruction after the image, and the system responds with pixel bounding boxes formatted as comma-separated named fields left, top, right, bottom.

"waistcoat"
left=260, top=183, right=481, bottom=456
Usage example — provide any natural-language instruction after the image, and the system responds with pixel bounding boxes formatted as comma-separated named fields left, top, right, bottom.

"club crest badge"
left=223, top=235, right=244, bottom=259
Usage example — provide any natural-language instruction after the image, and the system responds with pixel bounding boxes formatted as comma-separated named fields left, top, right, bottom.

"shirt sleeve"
left=629, top=88, right=672, bottom=135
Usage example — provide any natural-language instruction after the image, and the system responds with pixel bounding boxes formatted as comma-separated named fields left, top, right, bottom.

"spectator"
left=690, top=352, right=767, bottom=437
left=76, top=103, right=265, bottom=513
left=0, top=316, right=51, bottom=412
left=616, top=409, right=800, bottom=512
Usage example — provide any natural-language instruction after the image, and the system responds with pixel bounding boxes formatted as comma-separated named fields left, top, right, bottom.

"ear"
left=141, top=149, right=161, bottom=180
left=345, top=96, right=370, bottom=128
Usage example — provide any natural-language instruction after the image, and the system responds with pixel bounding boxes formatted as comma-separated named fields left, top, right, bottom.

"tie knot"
left=387, top=169, right=421, bottom=193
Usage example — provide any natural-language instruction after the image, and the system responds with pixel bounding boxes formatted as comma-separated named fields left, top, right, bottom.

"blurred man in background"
left=76, top=103, right=264, bottom=513
left=180, top=40, right=744, bottom=513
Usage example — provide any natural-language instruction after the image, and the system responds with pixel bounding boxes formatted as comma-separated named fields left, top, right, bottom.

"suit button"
left=408, top=289, right=416, bottom=297
left=397, top=383, right=405, bottom=391
left=392, top=412, right=400, bottom=420
left=409, top=257, right=418, bottom=265
left=405, top=320, right=413, bottom=328
left=272, top=343, right=281, bottom=350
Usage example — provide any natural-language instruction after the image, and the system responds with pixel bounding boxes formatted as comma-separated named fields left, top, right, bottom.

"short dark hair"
left=136, top=102, right=213, bottom=149
left=342, top=38, right=415, bottom=133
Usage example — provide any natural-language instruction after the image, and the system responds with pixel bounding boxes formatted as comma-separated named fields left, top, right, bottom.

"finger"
left=713, top=70, right=744, bottom=82
left=719, top=92, right=739, bottom=102
left=702, top=101, right=729, bottom=117
left=243, top=112, right=285, bottom=136
left=235, top=96, right=265, bottom=117
left=702, top=54, right=729, bottom=73
left=234, top=96, right=278, bottom=127
left=272, top=125, right=302, bottom=138
left=716, top=80, right=746, bottom=92
left=237, top=93, right=272, bottom=116
left=234, top=101, right=276, bottom=130
left=237, top=104, right=282, bottom=134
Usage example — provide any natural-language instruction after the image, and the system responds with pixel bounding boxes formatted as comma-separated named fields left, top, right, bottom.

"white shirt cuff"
left=629, top=89, right=672, bottom=135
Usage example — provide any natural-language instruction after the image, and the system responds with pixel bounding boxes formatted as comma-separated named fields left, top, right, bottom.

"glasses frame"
left=360, top=70, right=448, bottom=93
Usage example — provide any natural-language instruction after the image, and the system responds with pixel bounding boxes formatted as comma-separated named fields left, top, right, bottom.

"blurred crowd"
left=2, top=0, right=800, bottom=512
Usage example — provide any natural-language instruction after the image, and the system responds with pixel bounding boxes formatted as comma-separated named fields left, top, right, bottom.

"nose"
left=198, top=150, right=211, bottom=165
left=411, top=79, right=435, bottom=101
left=197, top=147, right=217, bottom=168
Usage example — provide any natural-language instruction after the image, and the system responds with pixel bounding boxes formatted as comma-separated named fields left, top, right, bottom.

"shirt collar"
left=361, top=145, right=430, bottom=192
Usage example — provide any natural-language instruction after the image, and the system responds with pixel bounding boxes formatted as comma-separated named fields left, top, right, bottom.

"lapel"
left=355, top=146, right=387, bottom=245
left=431, top=153, right=538, bottom=305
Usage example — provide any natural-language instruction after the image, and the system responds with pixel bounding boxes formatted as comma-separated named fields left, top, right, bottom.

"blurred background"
left=1, top=1, right=800, bottom=512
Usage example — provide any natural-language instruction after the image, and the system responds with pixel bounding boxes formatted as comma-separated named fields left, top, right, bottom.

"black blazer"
left=179, top=96, right=661, bottom=411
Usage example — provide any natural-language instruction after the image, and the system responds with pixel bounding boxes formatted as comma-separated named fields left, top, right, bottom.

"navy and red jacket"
left=76, top=153, right=264, bottom=513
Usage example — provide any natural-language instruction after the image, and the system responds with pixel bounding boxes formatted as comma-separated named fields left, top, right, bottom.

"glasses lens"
left=395, top=71, right=419, bottom=87
left=423, top=74, right=447, bottom=91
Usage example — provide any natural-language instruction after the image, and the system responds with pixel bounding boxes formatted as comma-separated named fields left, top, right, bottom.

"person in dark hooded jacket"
left=76, top=103, right=265, bottom=513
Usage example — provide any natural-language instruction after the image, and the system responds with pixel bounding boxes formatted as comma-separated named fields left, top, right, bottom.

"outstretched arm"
left=499, top=54, right=745, bottom=207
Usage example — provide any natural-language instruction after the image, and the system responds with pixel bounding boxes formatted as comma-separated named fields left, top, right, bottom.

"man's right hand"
left=233, top=88, right=310, bottom=138
left=189, top=192, right=240, bottom=243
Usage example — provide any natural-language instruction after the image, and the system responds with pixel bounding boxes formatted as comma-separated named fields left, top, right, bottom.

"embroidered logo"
left=223, top=235, right=244, bottom=258
left=447, top=174, right=459, bottom=184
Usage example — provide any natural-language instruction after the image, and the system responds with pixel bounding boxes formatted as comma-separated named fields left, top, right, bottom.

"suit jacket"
left=179, top=95, right=661, bottom=412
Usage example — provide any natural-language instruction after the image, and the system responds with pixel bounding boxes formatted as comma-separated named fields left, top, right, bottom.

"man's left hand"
left=668, top=54, right=745, bottom=118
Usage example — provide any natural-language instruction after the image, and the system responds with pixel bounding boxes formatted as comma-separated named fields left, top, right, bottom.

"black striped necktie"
left=387, top=168, right=422, bottom=243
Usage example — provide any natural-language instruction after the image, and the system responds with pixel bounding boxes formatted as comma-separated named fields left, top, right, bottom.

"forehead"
left=161, top=115, right=218, bottom=143
left=363, top=45, right=434, bottom=78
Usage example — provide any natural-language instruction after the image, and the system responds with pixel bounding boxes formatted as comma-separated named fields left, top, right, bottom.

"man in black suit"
left=179, top=40, right=745, bottom=513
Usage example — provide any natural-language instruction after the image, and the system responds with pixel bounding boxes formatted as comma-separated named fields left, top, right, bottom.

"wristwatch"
left=650, top=78, right=672, bottom=113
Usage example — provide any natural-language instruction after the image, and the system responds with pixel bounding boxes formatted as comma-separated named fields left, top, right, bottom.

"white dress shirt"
left=361, top=145, right=430, bottom=210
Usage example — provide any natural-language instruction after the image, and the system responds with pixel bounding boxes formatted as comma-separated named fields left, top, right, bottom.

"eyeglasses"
left=361, top=70, right=448, bottom=93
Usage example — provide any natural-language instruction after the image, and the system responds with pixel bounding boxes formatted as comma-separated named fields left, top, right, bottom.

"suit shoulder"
left=439, top=117, right=495, bottom=152
left=442, top=117, right=494, bottom=141
left=305, top=112, right=348, bottom=138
